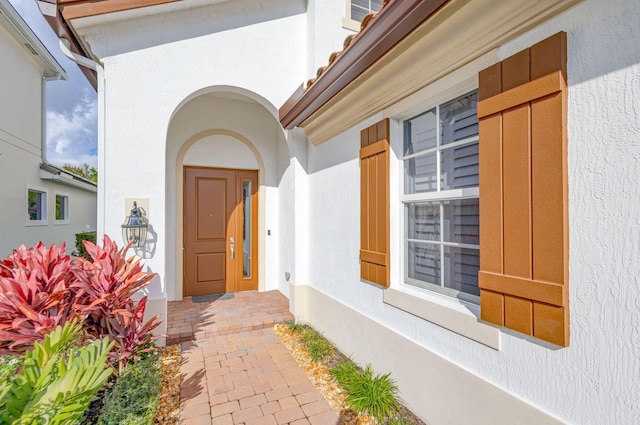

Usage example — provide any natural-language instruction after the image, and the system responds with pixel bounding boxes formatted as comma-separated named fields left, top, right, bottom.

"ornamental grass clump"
left=344, top=365, right=400, bottom=423
left=299, top=327, right=334, bottom=362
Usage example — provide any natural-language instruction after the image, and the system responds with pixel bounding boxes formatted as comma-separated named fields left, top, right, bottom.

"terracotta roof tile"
left=304, top=0, right=391, bottom=91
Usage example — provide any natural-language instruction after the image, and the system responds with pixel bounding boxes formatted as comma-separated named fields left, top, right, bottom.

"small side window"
left=27, top=188, right=47, bottom=226
left=55, top=194, right=69, bottom=224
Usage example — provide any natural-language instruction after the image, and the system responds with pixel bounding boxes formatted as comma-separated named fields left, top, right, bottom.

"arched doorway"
left=166, top=88, right=288, bottom=300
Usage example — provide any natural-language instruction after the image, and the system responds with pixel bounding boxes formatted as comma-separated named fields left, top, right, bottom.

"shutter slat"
left=502, top=104, right=532, bottom=279
left=479, top=271, right=566, bottom=306
left=479, top=115, right=503, bottom=274
left=532, top=92, right=566, bottom=284
left=477, top=71, right=564, bottom=118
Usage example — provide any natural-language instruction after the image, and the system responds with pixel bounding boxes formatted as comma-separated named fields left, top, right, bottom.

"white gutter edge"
left=0, top=0, right=66, bottom=79
left=39, top=167, right=97, bottom=193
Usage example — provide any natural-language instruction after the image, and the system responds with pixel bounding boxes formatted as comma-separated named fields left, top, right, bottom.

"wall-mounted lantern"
left=121, top=201, right=148, bottom=248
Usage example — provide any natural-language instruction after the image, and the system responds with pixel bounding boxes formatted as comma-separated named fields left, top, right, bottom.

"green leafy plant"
left=74, top=231, right=97, bottom=260
left=97, top=350, right=161, bottom=425
left=299, top=328, right=334, bottom=362
left=344, top=365, right=400, bottom=423
left=329, top=358, right=360, bottom=389
left=0, top=320, right=113, bottom=424
left=0, top=243, right=78, bottom=353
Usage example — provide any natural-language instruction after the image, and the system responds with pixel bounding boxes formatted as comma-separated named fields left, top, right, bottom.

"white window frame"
left=54, top=192, right=70, bottom=225
left=381, top=52, right=501, bottom=349
left=342, top=0, right=383, bottom=31
left=26, top=186, right=48, bottom=226
left=401, top=90, right=480, bottom=304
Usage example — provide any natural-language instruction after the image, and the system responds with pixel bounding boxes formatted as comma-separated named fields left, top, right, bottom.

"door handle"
left=230, top=237, right=235, bottom=260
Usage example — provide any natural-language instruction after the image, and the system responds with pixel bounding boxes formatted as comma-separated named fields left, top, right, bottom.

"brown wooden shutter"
left=360, top=118, right=390, bottom=287
left=478, top=32, right=569, bottom=346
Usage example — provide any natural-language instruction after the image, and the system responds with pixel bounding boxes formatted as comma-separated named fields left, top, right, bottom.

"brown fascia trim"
left=279, top=0, right=450, bottom=130
left=39, top=0, right=97, bottom=89
left=57, top=0, right=180, bottom=21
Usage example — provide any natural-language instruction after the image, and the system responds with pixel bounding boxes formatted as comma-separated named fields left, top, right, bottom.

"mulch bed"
left=273, top=324, right=426, bottom=425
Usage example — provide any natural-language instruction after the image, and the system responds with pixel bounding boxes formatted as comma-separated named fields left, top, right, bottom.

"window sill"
left=341, top=17, right=360, bottom=32
left=383, top=285, right=500, bottom=349
left=54, top=220, right=70, bottom=226
left=25, top=221, right=48, bottom=227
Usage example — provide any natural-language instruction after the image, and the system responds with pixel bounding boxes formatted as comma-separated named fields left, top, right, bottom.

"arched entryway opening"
left=165, top=87, right=288, bottom=301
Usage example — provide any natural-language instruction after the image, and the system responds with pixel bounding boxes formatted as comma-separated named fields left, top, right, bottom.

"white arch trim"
left=168, top=85, right=281, bottom=127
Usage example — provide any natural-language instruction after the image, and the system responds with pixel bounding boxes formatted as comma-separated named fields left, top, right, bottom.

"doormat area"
left=192, top=293, right=235, bottom=303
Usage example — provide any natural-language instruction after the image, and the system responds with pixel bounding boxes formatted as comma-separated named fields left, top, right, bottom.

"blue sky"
left=9, top=0, right=98, bottom=169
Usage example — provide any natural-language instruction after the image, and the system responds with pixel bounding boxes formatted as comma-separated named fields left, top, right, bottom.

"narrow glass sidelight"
left=242, top=180, right=252, bottom=278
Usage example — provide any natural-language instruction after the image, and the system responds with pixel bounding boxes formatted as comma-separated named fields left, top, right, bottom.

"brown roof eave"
left=39, top=1, right=97, bottom=90
left=279, top=0, right=450, bottom=130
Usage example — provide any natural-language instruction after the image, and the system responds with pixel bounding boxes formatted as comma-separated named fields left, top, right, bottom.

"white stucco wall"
left=0, top=19, right=96, bottom=259
left=72, top=0, right=310, bottom=303
left=73, top=0, right=354, bottom=304
left=298, top=0, right=640, bottom=424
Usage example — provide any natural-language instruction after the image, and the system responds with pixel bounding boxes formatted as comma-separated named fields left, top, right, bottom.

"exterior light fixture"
left=121, top=201, right=148, bottom=248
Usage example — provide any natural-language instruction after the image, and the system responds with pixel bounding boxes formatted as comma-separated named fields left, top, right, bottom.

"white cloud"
left=46, top=93, right=98, bottom=169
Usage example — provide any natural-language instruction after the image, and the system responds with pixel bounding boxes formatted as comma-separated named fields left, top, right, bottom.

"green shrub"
left=0, top=321, right=113, bottom=425
left=329, top=358, right=359, bottom=388
left=97, top=352, right=161, bottom=425
left=74, top=231, right=97, bottom=260
left=344, top=365, right=400, bottom=423
left=299, top=328, right=334, bottom=362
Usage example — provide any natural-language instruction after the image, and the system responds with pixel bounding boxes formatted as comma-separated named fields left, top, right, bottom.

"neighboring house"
left=38, top=0, right=638, bottom=424
left=0, top=0, right=96, bottom=259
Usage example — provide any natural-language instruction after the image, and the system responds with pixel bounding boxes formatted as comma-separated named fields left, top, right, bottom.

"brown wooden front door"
left=184, top=166, right=258, bottom=296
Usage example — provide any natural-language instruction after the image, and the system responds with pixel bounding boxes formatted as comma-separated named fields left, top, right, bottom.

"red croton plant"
left=0, top=235, right=161, bottom=371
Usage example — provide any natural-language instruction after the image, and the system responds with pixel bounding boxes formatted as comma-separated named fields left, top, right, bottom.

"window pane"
left=371, top=0, right=383, bottom=10
left=442, top=199, right=479, bottom=245
left=407, top=242, right=440, bottom=287
left=405, top=152, right=437, bottom=194
left=408, top=202, right=440, bottom=241
left=242, top=181, right=252, bottom=278
left=28, top=190, right=42, bottom=220
left=351, top=4, right=368, bottom=21
left=443, top=246, right=479, bottom=296
left=56, top=195, right=65, bottom=220
left=440, top=91, right=478, bottom=145
left=440, top=142, right=479, bottom=190
left=404, top=108, right=437, bottom=155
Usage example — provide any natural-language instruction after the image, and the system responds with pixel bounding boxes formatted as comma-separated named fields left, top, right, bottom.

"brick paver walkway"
left=168, top=290, right=341, bottom=425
